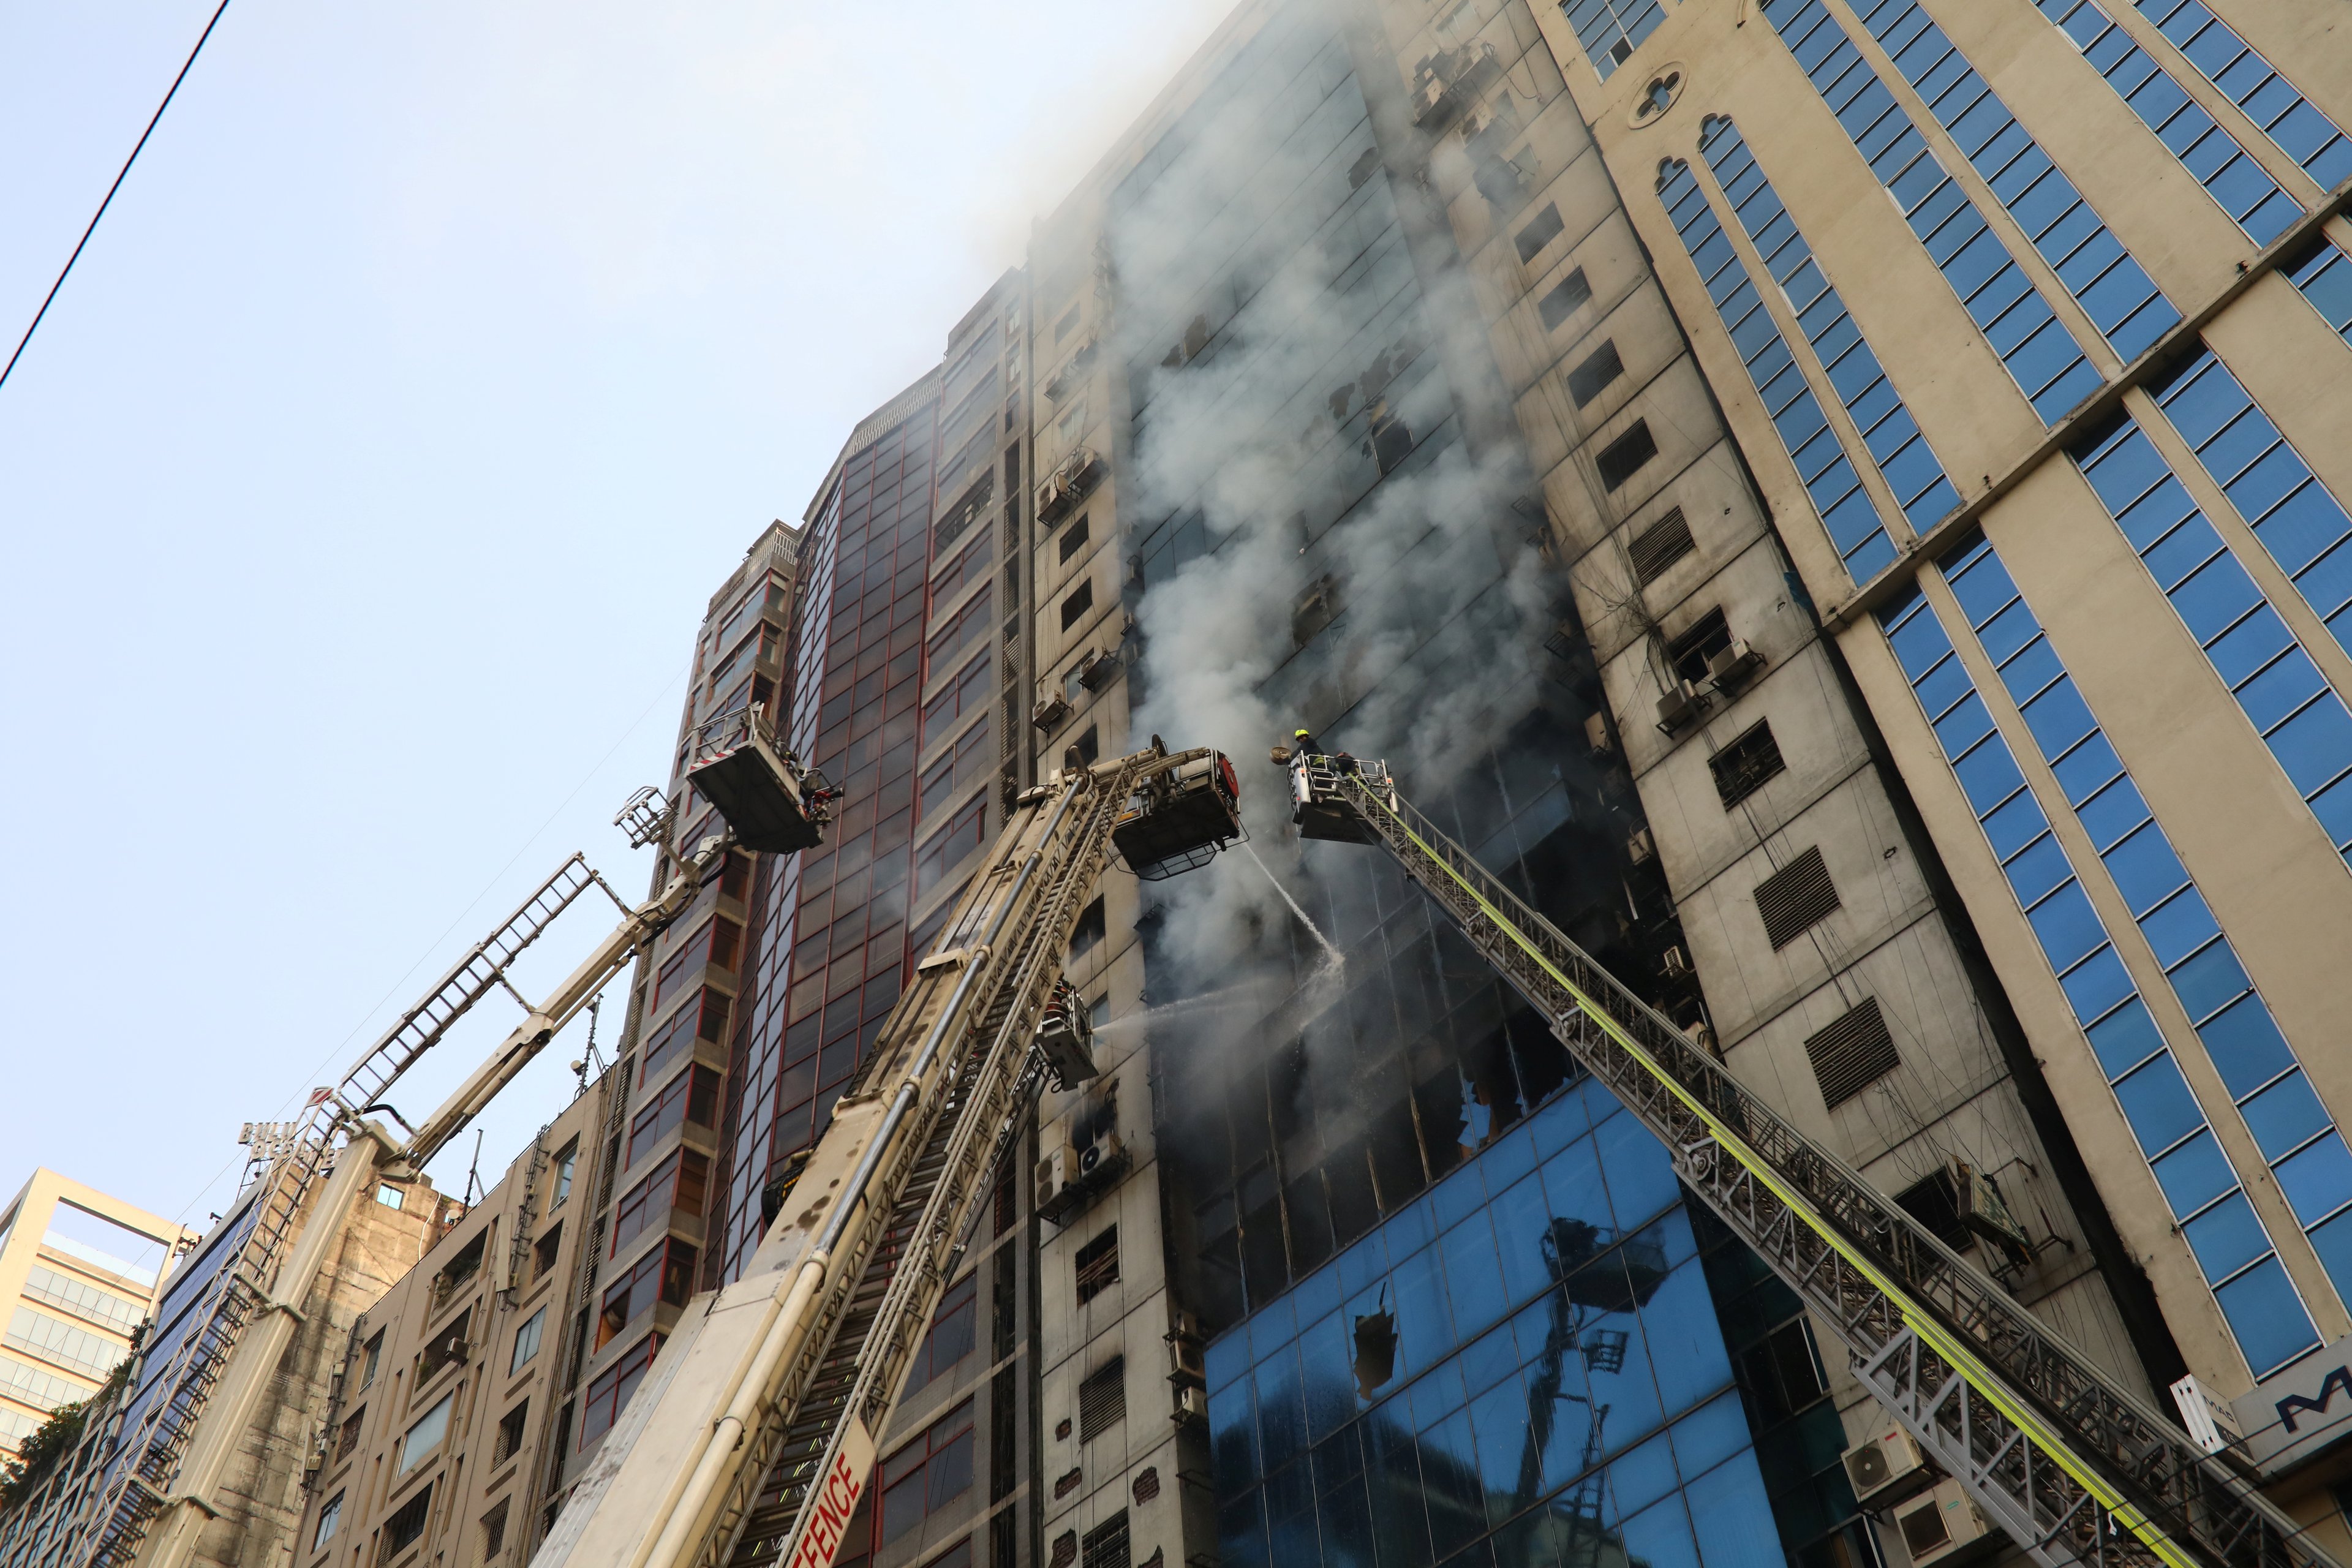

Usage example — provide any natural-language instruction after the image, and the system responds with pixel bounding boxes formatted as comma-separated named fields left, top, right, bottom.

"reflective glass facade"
left=1758, top=0, right=2101, bottom=423
left=1563, top=0, right=1670, bottom=80
left=2129, top=0, right=2352, bottom=191
left=1208, top=1084, right=1793, bottom=1568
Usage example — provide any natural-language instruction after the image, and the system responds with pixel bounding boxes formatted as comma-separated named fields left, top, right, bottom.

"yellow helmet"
left=1294, top=728, right=1311, bottom=738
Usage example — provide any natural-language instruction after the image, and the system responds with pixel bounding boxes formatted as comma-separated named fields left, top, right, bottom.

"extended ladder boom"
left=532, top=742, right=1241, bottom=1568
left=1287, top=755, right=2328, bottom=1568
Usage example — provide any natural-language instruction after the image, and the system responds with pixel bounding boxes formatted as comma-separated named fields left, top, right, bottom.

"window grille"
left=1074, top=1226, right=1119, bottom=1304
left=1709, top=720, right=1785, bottom=808
left=1627, top=508, right=1693, bottom=584
left=1078, top=1357, right=1126, bottom=1442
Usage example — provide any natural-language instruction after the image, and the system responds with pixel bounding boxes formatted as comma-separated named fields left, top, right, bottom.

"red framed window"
left=901, top=1273, right=978, bottom=1398
left=578, top=1333, right=662, bottom=1451
left=914, top=799, right=986, bottom=897
left=597, top=1238, right=696, bottom=1349
left=919, top=653, right=990, bottom=731
left=627, top=1065, right=721, bottom=1167
left=878, top=1400, right=973, bottom=1545
left=924, top=587, right=992, bottom=673
left=610, top=1149, right=709, bottom=1258
left=932, top=529, right=994, bottom=605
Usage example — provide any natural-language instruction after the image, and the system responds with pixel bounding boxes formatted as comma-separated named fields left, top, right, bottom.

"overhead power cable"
left=0, top=0, right=233, bottom=396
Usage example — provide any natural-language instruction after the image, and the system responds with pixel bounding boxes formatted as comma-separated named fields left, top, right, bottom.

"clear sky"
left=0, top=0, right=1226, bottom=1235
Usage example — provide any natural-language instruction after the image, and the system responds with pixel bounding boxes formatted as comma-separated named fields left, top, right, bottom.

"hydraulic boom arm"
left=1284, top=753, right=2331, bottom=1568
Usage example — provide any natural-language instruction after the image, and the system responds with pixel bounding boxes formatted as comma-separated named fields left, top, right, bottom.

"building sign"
left=2231, top=1334, right=2352, bottom=1472
left=785, top=1414, right=876, bottom=1568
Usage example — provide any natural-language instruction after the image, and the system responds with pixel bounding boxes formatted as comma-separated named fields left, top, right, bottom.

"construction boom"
left=1282, top=752, right=2331, bottom=1568
left=49, top=788, right=800, bottom=1568
left=530, top=740, right=1243, bottom=1568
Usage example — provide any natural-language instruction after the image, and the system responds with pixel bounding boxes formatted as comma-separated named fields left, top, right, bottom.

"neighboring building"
left=0, top=1171, right=192, bottom=1459
left=288, top=1091, right=605, bottom=1568
left=1537, top=0, right=2352, bottom=1545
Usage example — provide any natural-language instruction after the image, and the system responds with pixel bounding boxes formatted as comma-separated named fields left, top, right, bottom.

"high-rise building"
left=0, top=1172, right=192, bottom=1461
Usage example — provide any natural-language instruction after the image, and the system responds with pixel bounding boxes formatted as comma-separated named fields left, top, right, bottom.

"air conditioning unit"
left=1172, top=1384, right=1207, bottom=1425
left=1076, top=648, right=1121, bottom=692
left=1031, top=690, right=1072, bottom=733
left=1708, top=638, right=1766, bottom=688
left=1037, top=447, right=1105, bottom=526
left=1627, top=827, right=1654, bottom=864
left=1842, top=1423, right=1929, bottom=1508
left=1655, top=680, right=1705, bottom=733
left=1583, top=711, right=1611, bottom=755
left=1034, top=1144, right=1076, bottom=1214
left=1891, top=1480, right=1992, bottom=1567
left=1079, top=1128, right=1125, bottom=1181
left=1164, top=1311, right=1206, bottom=1389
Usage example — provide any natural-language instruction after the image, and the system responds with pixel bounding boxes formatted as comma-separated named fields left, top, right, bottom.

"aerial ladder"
left=1279, top=750, right=2334, bottom=1568
left=529, top=737, right=1244, bottom=1568
left=39, top=715, right=837, bottom=1568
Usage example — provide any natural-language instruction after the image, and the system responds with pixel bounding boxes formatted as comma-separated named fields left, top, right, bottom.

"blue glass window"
left=1564, top=0, right=1668, bottom=80
left=1702, top=118, right=1961, bottom=532
left=1758, top=0, right=2102, bottom=421
left=2149, top=348, right=2352, bottom=661
left=1657, top=158, right=1899, bottom=580
left=1211, top=1090, right=1778, bottom=1568
left=1878, top=576, right=2320, bottom=1370
left=2073, top=415, right=2352, bottom=861
left=2133, top=0, right=2352, bottom=191
left=2286, top=236, right=2352, bottom=345
left=1847, top=0, right=2180, bottom=359
left=2029, top=0, right=2297, bottom=243
left=1939, top=530, right=2352, bottom=1307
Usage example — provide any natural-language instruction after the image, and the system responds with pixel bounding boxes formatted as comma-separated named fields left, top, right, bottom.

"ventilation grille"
left=1709, top=720, right=1785, bottom=809
left=1078, top=1357, right=1126, bottom=1443
left=1628, top=508, right=1694, bottom=585
left=1754, top=846, right=1839, bottom=951
left=1082, top=1510, right=1132, bottom=1568
left=1804, top=997, right=1899, bottom=1110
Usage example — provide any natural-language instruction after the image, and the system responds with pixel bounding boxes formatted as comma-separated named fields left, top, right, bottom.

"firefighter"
left=1292, top=727, right=1321, bottom=756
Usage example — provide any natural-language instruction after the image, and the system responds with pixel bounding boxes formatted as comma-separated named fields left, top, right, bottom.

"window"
left=1752, top=1, right=2099, bottom=425
left=549, top=1141, right=578, bottom=1209
left=2130, top=0, right=2352, bottom=191
left=1804, top=997, right=1901, bottom=1109
left=1709, top=720, right=1785, bottom=808
left=914, top=799, right=989, bottom=898
left=1754, top=846, right=1841, bottom=951
left=481, top=1498, right=511, bottom=1561
left=313, top=1491, right=344, bottom=1550
left=1565, top=0, right=1665, bottom=78
left=1627, top=508, right=1693, bottom=585
left=903, top=1273, right=978, bottom=1397
left=436, top=1230, right=488, bottom=1295
left=932, top=530, right=995, bottom=606
left=1058, top=513, right=1091, bottom=564
left=22, top=1265, right=142, bottom=1335
left=383, top=1485, right=432, bottom=1558
left=1072, top=725, right=1099, bottom=766
left=927, top=587, right=994, bottom=673
left=626, top=1066, right=721, bottom=1167
left=611, top=1150, right=710, bottom=1257
left=919, top=723, right=992, bottom=823
left=1537, top=267, right=1591, bottom=330
left=1894, top=1168, right=1973, bottom=1253
left=579, top=1334, right=662, bottom=1451
left=399, top=1392, right=454, bottom=1473
left=336, top=1406, right=365, bottom=1461
left=418, top=1308, right=469, bottom=1384
left=377, top=1184, right=405, bottom=1210
left=1513, top=202, right=1564, bottom=264
left=1594, top=421, right=1657, bottom=491
left=921, top=652, right=992, bottom=731
left=1080, top=1510, right=1131, bottom=1568
left=495, top=1400, right=529, bottom=1463
left=1060, top=578, right=1094, bottom=631
left=360, top=1331, right=382, bottom=1389
left=598, top=1239, right=696, bottom=1349
left=1735, top=1317, right=1827, bottom=1426
left=1565, top=341, right=1623, bottom=407
left=533, top=1223, right=563, bottom=1281
left=1069, top=897, right=1106, bottom=961
left=1074, top=1226, right=1119, bottom=1305
left=510, top=1307, right=546, bottom=1374
left=1667, top=608, right=1732, bottom=685
left=1291, top=575, right=1342, bottom=647
left=6, top=1306, right=125, bottom=1379
left=879, top=1400, right=975, bottom=1544
left=1077, top=1357, right=1125, bottom=1442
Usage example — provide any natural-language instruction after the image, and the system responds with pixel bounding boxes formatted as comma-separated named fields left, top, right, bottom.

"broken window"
left=417, top=1308, right=469, bottom=1385
left=1596, top=420, right=1658, bottom=491
left=1627, top=507, right=1692, bottom=584
left=533, top=1222, right=563, bottom=1281
left=1515, top=202, right=1565, bottom=263
left=1060, top=579, right=1094, bottom=631
left=1736, top=1316, right=1827, bottom=1426
left=1073, top=725, right=1099, bottom=766
left=1292, top=574, right=1343, bottom=647
left=1667, top=608, right=1731, bottom=685
left=1894, top=1167, right=1972, bottom=1252
left=1708, top=719, right=1784, bottom=808
left=1069, top=897, right=1107, bottom=960
left=436, top=1229, right=488, bottom=1297
left=1566, top=339, right=1624, bottom=407
left=1539, top=266, right=1592, bottom=331
left=1074, top=1226, right=1119, bottom=1304
left=1347, top=146, right=1381, bottom=189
